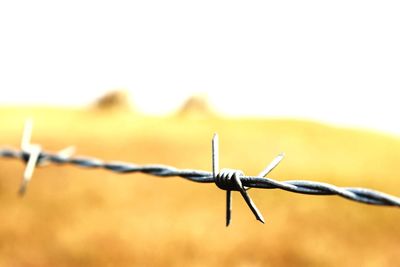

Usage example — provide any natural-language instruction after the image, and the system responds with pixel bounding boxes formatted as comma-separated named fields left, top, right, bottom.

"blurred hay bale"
left=92, top=90, right=133, bottom=112
left=177, top=94, right=215, bottom=118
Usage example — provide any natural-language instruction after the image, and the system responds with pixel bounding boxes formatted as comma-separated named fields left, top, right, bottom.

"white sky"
left=0, top=1, right=400, bottom=134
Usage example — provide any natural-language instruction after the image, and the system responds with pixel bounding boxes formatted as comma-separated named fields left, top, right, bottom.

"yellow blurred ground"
left=0, top=107, right=399, bottom=267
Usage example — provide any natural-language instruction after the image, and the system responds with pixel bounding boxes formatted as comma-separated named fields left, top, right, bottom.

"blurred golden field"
left=0, top=106, right=399, bottom=267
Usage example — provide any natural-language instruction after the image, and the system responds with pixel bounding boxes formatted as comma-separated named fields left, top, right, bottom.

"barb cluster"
left=0, top=120, right=399, bottom=226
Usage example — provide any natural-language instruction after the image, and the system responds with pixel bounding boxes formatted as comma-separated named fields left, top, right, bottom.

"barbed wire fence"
left=1, top=120, right=399, bottom=226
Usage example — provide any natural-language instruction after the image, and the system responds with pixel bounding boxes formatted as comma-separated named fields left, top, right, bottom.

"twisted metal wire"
left=1, top=147, right=399, bottom=207
left=2, top=120, right=399, bottom=226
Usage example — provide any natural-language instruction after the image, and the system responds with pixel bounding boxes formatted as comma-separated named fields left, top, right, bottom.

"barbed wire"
left=0, top=120, right=399, bottom=226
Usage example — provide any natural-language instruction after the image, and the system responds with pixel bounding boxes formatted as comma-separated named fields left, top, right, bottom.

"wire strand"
left=1, top=148, right=399, bottom=207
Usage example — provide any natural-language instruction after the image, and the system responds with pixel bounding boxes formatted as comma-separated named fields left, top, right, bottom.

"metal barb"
left=212, top=134, right=265, bottom=226
left=226, top=190, right=232, bottom=226
left=18, top=119, right=42, bottom=196
left=19, top=145, right=41, bottom=196
left=17, top=120, right=75, bottom=196
left=57, top=146, right=76, bottom=159
left=212, top=134, right=232, bottom=226
left=258, top=153, right=285, bottom=177
left=212, top=133, right=219, bottom=179
left=233, top=174, right=265, bottom=223
left=21, top=119, right=33, bottom=152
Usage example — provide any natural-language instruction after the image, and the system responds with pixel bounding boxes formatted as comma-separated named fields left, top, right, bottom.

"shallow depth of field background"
left=1, top=1, right=400, bottom=266
left=0, top=101, right=399, bottom=266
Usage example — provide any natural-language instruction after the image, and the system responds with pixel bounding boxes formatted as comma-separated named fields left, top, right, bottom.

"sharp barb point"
left=226, top=190, right=232, bottom=227
left=233, top=173, right=266, bottom=223
left=258, top=153, right=285, bottom=177
left=57, top=146, right=76, bottom=158
left=21, top=119, right=34, bottom=151
left=212, top=133, right=219, bottom=179
left=20, top=146, right=41, bottom=196
left=18, top=182, right=27, bottom=197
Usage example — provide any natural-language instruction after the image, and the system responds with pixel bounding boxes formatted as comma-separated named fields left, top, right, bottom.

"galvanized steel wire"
left=0, top=120, right=399, bottom=225
left=1, top=147, right=399, bottom=207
